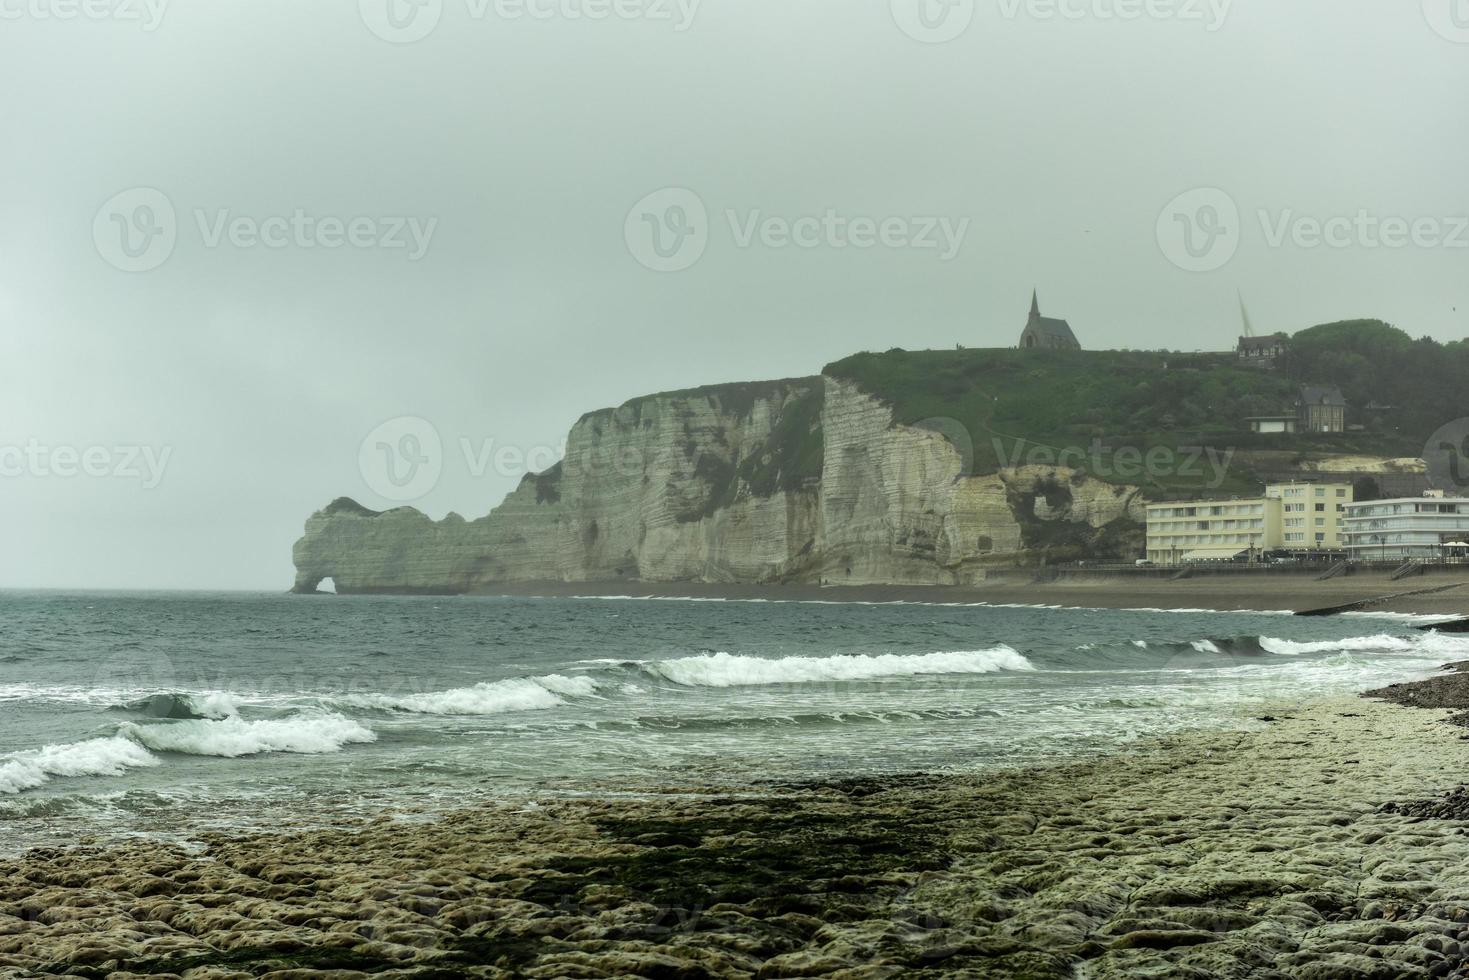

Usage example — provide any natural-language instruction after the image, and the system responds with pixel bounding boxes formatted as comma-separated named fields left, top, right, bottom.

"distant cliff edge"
left=294, top=333, right=1437, bottom=595
left=292, top=372, right=1147, bottom=594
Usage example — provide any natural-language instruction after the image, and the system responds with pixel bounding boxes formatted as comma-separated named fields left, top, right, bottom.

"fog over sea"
left=2, top=592, right=1464, bottom=855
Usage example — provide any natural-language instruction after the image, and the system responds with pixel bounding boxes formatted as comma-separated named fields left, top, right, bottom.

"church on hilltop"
left=1018, top=291, right=1081, bottom=350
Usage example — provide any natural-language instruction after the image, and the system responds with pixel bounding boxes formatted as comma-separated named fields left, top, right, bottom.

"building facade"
left=1247, top=415, right=1298, bottom=434
left=1237, top=333, right=1289, bottom=367
left=1145, top=482, right=1352, bottom=564
left=1297, top=385, right=1348, bottom=433
left=1341, top=495, right=1469, bottom=560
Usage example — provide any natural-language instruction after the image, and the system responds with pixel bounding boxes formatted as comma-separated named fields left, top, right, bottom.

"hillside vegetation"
left=825, top=319, right=1460, bottom=498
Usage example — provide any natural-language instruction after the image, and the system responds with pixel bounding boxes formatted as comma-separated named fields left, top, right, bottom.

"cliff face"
left=292, top=377, right=1145, bottom=594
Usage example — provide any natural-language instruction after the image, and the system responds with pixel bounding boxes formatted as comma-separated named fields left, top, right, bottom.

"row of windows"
left=1279, top=487, right=1348, bottom=499
left=1149, top=504, right=1264, bottom=518
left=1146, top=534, right=1260, bottom=546
left=1351, top=503, right=1468, bottom=517
left=1150, top=520, right=1266, bottom=533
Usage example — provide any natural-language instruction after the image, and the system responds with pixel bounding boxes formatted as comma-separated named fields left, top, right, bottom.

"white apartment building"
left=1145, top=482, right=1352, bottom=564
left=1341, top=495, right=1469, bottom=561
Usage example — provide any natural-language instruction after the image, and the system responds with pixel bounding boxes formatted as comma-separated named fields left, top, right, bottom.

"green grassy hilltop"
left=825, top=319, right=1463, bottom=499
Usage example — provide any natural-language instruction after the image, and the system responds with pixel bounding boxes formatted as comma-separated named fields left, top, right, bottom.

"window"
left=1315, top=504, right=1325, bottom=512
left=1336, top=489, right=1346, bottom=497
left=1315, top=488, right=1325, bottom=497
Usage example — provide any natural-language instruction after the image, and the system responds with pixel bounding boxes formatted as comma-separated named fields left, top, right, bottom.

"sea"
left=2, top=591, right=1466, bottom=856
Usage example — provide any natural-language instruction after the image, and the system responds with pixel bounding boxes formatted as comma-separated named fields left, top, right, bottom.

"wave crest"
left=118, top=713, right=375, bottom=758
left=118, top=692, right=241, bottom=720
left=0, top=736, right=159, bottom=795
left=642, top=647, right=1034, bottom=688
left=339, top=674, right=598, bottom=716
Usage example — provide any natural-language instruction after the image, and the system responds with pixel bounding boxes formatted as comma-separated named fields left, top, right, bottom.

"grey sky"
left=1, top=0, right=1465, bottom=589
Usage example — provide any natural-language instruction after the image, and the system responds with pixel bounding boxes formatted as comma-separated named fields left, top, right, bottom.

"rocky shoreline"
left=7, top=667, right=1469, bottom=978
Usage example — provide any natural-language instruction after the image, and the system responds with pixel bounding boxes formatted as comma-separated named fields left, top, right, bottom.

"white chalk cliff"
left=292, top=377, right=1147, bottom=594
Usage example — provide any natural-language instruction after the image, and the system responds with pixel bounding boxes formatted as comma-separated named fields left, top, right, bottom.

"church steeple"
left=1029, top=289, right=1040, bottom=323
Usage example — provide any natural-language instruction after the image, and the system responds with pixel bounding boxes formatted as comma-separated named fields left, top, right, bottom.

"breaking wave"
left=0, top=736, right=160, bottom=795
left=339, top=674, right=599, bottom=716
left=640, top=647, right=1034, bottom=688
left=117, top=692, right=241, bottom=720
left=118, top=713, right=375, bottom=758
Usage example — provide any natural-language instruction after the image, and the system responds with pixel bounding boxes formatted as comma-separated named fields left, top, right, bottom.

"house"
left=1297, top=385, right=1348, bottom=433
left=1018, top=291, right=1080, bottom=350
left=1237, top=333, right=1289, bottom=367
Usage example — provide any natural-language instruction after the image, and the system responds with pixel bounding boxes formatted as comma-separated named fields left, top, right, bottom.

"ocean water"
left=2, top=591, right=1465, bottom=855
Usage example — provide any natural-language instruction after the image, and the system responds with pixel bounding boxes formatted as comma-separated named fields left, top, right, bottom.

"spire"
left=1238, top=289, right=1255, bottom=338
left=1030, top=289, right=1040, bottom=322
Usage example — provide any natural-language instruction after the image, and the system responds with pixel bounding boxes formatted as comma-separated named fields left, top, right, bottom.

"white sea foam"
left=0, top=736, right=159, bottom=795
left=1257, top=633, right=1469, bottom=657
left=186, top=693, right=241, bottom=719
left=341, top=674, right=598, bottom=716
left=1190, top=640, right=1222, bottom=653
left=119, top=713, right=375, bottom=758
left=643, top=647, right=1034, bottom=688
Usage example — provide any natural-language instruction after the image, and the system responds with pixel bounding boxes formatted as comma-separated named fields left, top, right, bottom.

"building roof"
left=1238, top=334, right=1288, bottom=350
left=1347, top=497, right=1469, bottom=507
left=1299, top=385, right=1347, bottom=407
left=1029, top=316, right=1078, bottom=343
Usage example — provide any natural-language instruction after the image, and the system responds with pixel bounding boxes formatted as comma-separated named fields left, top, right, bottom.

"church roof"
left=1030, top=316, right=1078, bottom=343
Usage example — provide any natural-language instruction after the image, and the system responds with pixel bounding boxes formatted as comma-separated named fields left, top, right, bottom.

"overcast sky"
left=1, top=0, right=1465, bottom=590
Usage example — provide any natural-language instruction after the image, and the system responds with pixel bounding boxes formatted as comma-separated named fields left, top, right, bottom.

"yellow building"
left=1145, top=482, right=1352, bottom=564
